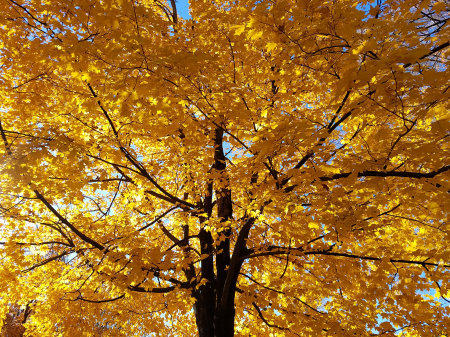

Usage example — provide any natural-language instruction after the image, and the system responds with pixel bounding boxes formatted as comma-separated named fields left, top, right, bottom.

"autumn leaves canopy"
left=0, top=0, right=449, bottom=336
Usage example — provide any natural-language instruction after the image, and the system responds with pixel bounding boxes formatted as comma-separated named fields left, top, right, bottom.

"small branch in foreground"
left=252, top=302, right=289, bottom=331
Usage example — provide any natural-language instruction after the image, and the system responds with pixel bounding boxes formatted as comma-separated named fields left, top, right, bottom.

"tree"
left=0, top=0, right=448, bottom=336
left=1, top=304, right=32, bottom=337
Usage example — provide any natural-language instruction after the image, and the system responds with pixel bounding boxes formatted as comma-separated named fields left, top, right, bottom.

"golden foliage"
left=0, top=0, right=449, bottom=336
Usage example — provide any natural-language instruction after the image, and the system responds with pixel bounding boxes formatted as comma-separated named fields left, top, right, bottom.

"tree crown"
left=0, top=0, right=449, bottom=336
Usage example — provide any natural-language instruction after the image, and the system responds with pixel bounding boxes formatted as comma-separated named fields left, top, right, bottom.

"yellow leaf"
left=232, top=24, right=246, bottom=35
left=308, top=222, right=320, bottom=230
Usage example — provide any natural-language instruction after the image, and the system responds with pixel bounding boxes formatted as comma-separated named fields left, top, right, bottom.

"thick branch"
left=213, top=127, right=233, bottom=303
left=219, top=216, right=255, bottom=308
left=243, top=248, right=450, bottom=268
left=159, top=220, right=181, bottom=243
left=319, top=165, right=450, bottom=181
left=170, top=0, right=178, bottom=24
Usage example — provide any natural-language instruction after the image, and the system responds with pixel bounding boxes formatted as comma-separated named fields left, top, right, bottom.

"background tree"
left=0, top=304, right=31, bottom=337
left=0, top=0, right=449, bottom=336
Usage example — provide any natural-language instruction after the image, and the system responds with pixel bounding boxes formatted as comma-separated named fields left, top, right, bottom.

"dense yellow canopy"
left=0, top=0, right=448, bottom=336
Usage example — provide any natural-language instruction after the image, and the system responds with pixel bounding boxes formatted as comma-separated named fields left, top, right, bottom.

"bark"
left=213, top=127, right=233, bottom=303
left=194, top=284, right=215, bottom=337
left=214, top=306, right=236, bottom=337
left=212, top=127, right=235, bottom=336
left=194, top=126, right=236, bottom=337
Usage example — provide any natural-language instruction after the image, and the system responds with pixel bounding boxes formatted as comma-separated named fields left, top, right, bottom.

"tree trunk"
left=213, top=306, right=235, bottom=337
left=194, top=292, right=236, bottom=337
left=194, top=286, right=215, bottom=337
left=194, top=126, right=237, bottom=337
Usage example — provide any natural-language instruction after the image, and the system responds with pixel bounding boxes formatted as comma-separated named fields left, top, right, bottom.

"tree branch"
left=281, top=90, right=355, bottom=188
left=74, top=294, right=125, bottom=303
left=242, top=273, right=326, bottom=314
left=23, top=250, right=71, bottom=272
left=252, top=302, right=289, bottom=331
left=33, top=190, right=105, bottom=250
left=170, top=0, right=178, bottom=24
left=86, top=82, right=119, bottom=137
left=134, top=206, right=177, bottom=233
left=403, top=41, right=449, bottom=68
left=0, top=120, right=12, bottom=155
left=319, top=165, right=450, bottom=181
left=219, top=216, right=255, bottom=308
left=243, top=248, right=450, bottom=268
left=87, top=83, right=196, bottom=209
left=128, top=285, right=177, bottom=293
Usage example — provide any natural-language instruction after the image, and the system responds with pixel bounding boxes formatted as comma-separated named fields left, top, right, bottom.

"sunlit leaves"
left=0, top=0, right=449, bottom=336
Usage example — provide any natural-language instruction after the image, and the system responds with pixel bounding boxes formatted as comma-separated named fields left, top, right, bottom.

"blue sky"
left=176, top=0, right=379, bottom=19
left=176, top=0, right=190, bottom=19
